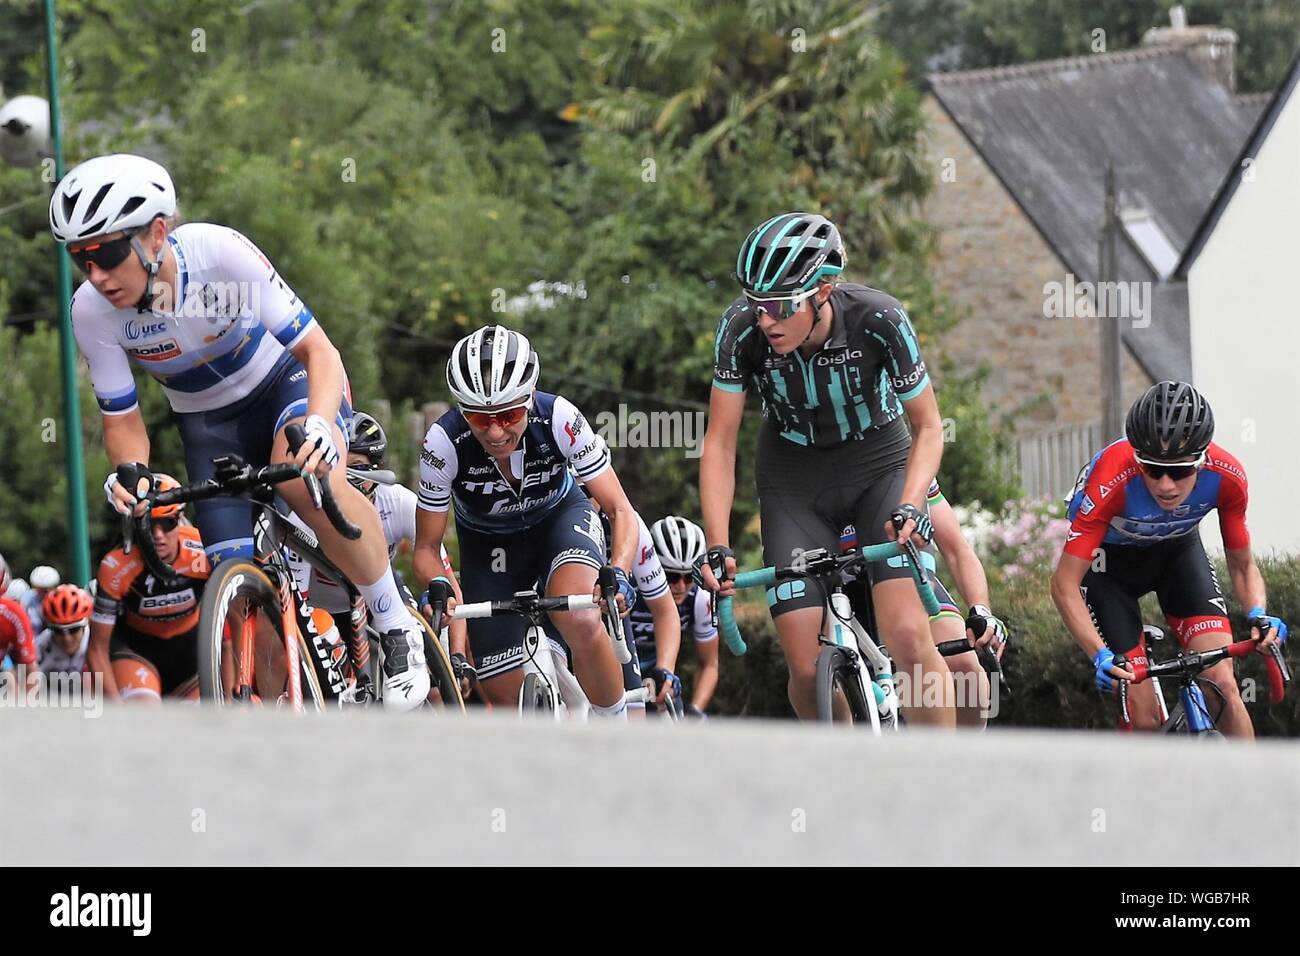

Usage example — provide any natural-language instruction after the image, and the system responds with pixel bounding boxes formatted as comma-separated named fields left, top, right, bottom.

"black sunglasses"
left=1138, top=462, right=1198, bottom=481
left=666, top=571, right=693, bottom=585
left=68, top=232, right=138, bottom=273
left=1135, top=451, right=1204, bottom=482
left=152, top=516, right=180, bottom=533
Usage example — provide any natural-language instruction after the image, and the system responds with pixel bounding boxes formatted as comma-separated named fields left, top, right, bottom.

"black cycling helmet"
left=348, top=411, right=387, bottom=465
left=1125, top=381, right=1215, bottom=461
left=736, top=212, right=845, bottom=297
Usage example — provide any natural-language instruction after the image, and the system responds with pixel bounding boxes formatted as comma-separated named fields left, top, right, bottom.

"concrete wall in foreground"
left=1, top=709, right=1295, bottom=865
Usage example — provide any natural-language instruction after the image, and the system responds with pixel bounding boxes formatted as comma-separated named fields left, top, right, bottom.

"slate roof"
left=927, top=45, right=1259, bottom=382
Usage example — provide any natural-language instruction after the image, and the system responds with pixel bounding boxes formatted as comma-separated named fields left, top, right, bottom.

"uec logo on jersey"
left=124, top=319, right=169, bottom=341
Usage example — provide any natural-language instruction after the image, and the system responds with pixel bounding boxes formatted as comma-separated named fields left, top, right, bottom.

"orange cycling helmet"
left=150, top=473, right=183, bottom=520
left=42, top=584, right=94, bottom=627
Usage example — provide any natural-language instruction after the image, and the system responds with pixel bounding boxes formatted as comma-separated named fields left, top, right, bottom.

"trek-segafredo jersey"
left=284, top=482, right=451, bottom=614
left=713, top=282, right=929, bottom=446
left=630, top=584, right=716, bottom=665
left=71, top=222, right=317, bottom=415
left=417, top=392, right=611, bottom=533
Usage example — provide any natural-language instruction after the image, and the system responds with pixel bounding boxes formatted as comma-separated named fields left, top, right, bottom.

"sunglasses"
left=666, top=571, right=693, bottom=585
left=463, top=405, right=529, bottom=430
left=68, top=232, right=138, bottom=274
left=1135, top=451, right=1205, bottom=481
left=745, top=288, right=819, bottom=321
left=152, top=516, right=181, bottom=533
left=49, top=622, right=86, bottom=636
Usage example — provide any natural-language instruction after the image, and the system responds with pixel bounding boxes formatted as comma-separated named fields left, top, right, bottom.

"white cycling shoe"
left=380, top=626, right=430, bottom=712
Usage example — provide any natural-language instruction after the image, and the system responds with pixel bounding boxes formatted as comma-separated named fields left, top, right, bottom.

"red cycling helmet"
left=42, top=584, right=94, bottom=627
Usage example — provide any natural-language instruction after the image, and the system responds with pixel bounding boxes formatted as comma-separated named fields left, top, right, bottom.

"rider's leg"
left=478, top=668, right=524, bottom=707
left=546, top=560, right=624, bottom=711
left=1081, top=559, right=1162, bottom=730
left=771, top=606, right=829, bottom=719
left=539, top=492, right=626, bottom=715
left=272, top=416, right=429, bottom=709
left=1158, top=535, right=1253, bottom=738
left=873, top=577, right=955, bottom=728
left=929, top=613, right=987, bottom=729
left=852, top=476, right=953, bottom=728
left=111, top=656, right=163, bottom=706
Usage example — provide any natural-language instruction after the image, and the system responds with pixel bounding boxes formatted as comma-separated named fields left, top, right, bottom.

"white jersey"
left=285, top=482, right=450, bottom=613
left=35, top=625, right=90, bottom=676
left=630, top=513, right=668, bottom=601
left=71, top=222, right=317, bottom=415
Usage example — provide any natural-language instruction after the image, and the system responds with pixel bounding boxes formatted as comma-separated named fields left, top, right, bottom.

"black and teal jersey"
left=712, top=283, right=929, bottom=447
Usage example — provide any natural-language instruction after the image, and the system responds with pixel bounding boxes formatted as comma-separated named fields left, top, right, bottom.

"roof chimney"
left=1142, top=4, right=1237, bottom=93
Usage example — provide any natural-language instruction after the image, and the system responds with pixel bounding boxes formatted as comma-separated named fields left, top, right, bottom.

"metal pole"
left=1099, top=162, right=1123, bottom=441
left=44, top=0, right=91, bottom=585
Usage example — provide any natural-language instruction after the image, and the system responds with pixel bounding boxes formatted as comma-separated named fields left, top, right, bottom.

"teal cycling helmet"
left=736, top=212, right=845, bottom=297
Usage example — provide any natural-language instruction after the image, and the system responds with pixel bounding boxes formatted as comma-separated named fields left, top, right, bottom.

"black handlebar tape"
left=597, top=565, right=617, bottom=595
left=284, top=422, right=307, bottom=456
left=284, top=423, right=361, bottom=541
left=936, top=639, right=975, bottom=657
left=427, top=578, right=453, bottom=606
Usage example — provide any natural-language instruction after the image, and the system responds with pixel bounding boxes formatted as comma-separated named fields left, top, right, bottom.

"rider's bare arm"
left=87, top=618, right=120, bottom=701
left=700, top=386, right=745, bottom=550
left=584, top=469, right=639, bottom=574
left=692, top=635, right=720, bottom=712
left=647, top=590, right=682, bottom=673
left=898, top=387, right=944, bottom=516
left=1050, top=552, right=1107, bottom=657
left=413, top=507, right=450, bottom=591
left=1225, top=545, right=1266, bottom=615
left=288, top=327, right=345, bottom=429
left=929, top=496, right=990, bottom=608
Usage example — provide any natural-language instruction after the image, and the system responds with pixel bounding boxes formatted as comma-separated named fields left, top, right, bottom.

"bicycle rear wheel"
left=197, top=560, right=326, bottom=710
left=815, top=645, right=873, bottom=726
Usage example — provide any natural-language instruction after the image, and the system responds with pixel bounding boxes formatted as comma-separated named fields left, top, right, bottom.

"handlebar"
left=122, top=423, right=361, bottom=578
left=1116, top=638, right=1289, bottom=713
left=712, top=544, right=941, bottom=657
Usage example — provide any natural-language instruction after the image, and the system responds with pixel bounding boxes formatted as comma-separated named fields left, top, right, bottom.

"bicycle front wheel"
left=409, top=606, right=465, bottom=714
left=197, top=560, right=326, bottom=710
left=815, top=645, right=873, bottom=726
left=521, top=672, right=555, bottom=715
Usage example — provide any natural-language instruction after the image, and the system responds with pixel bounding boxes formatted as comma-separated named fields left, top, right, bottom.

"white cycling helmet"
left=49, top=153, right=176, bottom=243
left=650, top=516, right=707, bottom=574
left=446, top=325, right=539, bottom=413
left=29, top=565, right=60, bottom=590
left=0, top=554, right=10, bottom=594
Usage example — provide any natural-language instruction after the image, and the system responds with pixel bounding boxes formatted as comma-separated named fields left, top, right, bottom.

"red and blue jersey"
left=1063, top=440, right=1249, bottom=559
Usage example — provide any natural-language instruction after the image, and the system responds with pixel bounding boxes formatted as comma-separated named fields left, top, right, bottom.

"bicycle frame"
left=520, top=612, right=588, bottom=719
left=822, top=589, right=896, bottom=733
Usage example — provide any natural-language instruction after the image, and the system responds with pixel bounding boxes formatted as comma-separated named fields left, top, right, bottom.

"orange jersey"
left=93, top=525, right=211, bottom=639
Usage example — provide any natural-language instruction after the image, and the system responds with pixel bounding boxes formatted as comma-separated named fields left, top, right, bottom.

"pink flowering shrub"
left=954, top=497, right=1070, bottom=578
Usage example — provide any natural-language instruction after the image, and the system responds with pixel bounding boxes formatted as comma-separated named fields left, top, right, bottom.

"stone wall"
left=921, top=96, right=1150, bottom=432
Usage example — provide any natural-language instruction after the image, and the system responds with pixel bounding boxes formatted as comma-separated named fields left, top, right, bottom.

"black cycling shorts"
left=109, top=624, right=199, bottom=696
left=457, top=485, right=607, bottom=682
left=756, top=417, right=922, bottom=617
left=1080, top=532, right=1233, bottom=656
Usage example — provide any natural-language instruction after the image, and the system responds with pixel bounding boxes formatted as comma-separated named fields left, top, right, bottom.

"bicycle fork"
left=828, top=591, right=898, bottom=729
